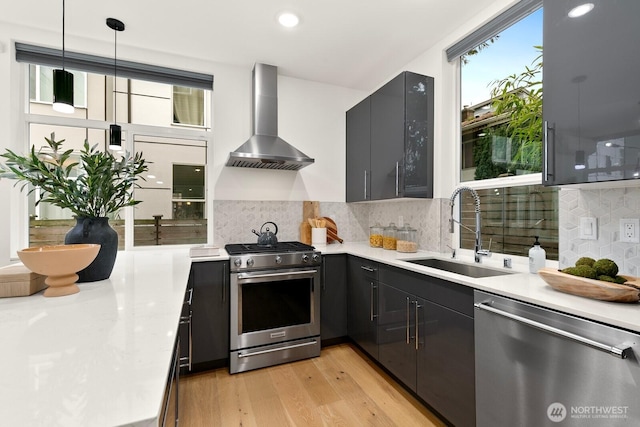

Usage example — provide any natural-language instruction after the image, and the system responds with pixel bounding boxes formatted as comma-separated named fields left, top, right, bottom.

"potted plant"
left=0, top=133, right=148, bottom=282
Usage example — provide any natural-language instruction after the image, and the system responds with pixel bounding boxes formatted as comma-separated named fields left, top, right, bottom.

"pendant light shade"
left=574, top=150, right=586, bottom=170
left=53, top=0, right=74, bottom=114
left=109, top=124, right=122, bottom=150
left=107, top=18, right=125, bottom=150
left=53, top=69, right=74, bottom=113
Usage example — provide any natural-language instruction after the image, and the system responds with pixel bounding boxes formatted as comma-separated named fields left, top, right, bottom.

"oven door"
left=230, top=267, right=320, bottom=351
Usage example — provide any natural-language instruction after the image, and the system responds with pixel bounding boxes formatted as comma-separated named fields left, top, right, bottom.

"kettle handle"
left=260, top=221, right=278, bottom=235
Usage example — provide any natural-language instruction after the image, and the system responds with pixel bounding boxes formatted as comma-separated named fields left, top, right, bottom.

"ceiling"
left=2, top=0, right=497, bottom=91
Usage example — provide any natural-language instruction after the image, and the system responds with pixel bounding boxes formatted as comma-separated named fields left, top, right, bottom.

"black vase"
left=64, top=217, right=118, bottom=282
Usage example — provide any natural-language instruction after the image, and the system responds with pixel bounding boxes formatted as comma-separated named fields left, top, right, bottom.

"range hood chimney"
left=226, top=63, right=314, bottom=170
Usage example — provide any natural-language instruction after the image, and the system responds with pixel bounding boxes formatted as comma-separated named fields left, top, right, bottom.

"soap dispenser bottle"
left=529, top=236, right=546, bottom=273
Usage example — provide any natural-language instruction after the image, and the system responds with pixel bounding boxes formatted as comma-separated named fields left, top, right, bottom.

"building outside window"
left=456, top=3, right=558, bottom=260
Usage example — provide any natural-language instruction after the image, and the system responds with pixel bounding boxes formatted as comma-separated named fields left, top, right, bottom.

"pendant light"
left=52, top=0, right=74, bottom=114
left=107, top=18, right=125, bottom=150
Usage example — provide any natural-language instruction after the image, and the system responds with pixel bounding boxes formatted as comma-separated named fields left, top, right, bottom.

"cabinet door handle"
left=395, top=161, right=399, bottom=196
left=322, top=258, right=326, bottom=293
left=360, top=265, right=375, bottom=272
left=222, top=263, right=227, bottom=303
left=370, top=282, right=378, bottom=321
left=544, top=121, right=554, bottom=182
left=364, top=169, right=368, bottom=200
left=406, top=297, right=410, bottom=344
left=414, top=300, right=421, bottom=350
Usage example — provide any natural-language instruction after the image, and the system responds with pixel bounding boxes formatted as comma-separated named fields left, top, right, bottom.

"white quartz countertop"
left=318, top=242, right=640, bottom=333
left=3, top=242, right=639, bottom=426
left=0, top=248, right=195, bottom=427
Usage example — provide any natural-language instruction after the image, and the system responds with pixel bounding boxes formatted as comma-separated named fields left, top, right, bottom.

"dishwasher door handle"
left=475, top=301, right=633, bottom=359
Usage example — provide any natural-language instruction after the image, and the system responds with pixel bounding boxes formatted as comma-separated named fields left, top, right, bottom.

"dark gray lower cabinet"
left=378, top=263, right=475, bottom=427
left=347, top=256, right=379, bottom=360
left=417, top=300, right=475, bottom=427
left=321, top=255, right=347, bottom=343
left=190, top=260, right=229, bottom=371
left=378, top=283, right=419, bottom=390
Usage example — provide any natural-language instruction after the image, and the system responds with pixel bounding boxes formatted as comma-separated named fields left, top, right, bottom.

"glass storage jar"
left=383, top=223, right=397, bottom=250
left=396, top=224, right=418, bottom=253
left=369, top=223, right=384, bottom=248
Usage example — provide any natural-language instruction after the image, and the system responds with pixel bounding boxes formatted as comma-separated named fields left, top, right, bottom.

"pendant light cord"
left=113, top=27, right=117, bottom=123
left=61, top=0, right=66, bottom=70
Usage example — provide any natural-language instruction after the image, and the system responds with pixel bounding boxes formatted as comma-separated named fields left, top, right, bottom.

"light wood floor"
left=180, top=343, right=446, bottom=426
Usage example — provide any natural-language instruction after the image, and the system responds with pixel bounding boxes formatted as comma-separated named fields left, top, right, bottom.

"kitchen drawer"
left=379, top=264, right=473, bottom=317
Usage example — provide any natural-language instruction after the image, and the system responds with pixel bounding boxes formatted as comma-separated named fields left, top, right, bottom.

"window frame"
left=452, top=3, right=557, bottom=265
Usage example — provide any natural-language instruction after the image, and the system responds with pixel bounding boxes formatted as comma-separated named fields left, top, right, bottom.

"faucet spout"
left=449, top=186, right=491, bottom=263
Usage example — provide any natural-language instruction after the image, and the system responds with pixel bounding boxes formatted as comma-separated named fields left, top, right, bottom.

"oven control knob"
left=233, top=258, right=242, bottom=267
left=301, top=254, right=309, bottom=263
left=312, top=254, right=320, bottom=263
left=275, top=256, right=282, bottom=264
left=246, top=258, right=254, bottom=267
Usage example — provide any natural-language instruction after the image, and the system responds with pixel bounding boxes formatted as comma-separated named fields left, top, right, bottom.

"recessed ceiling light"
left=568, top=3, right=594, bottom=18
left=278, top=12, right=300, bottom=28
left=156, top=180, right=163, bottom=184
left=147, top=174, right=156, bottom=179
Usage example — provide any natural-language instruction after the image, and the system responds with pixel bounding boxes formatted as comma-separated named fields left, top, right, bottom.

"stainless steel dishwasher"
left=474, top=290, right=640, bottom=427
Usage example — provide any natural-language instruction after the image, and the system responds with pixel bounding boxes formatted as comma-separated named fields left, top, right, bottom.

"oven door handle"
left=237, top=339, right=318, bottom=358
left=236, top=269, right=318, bottom=283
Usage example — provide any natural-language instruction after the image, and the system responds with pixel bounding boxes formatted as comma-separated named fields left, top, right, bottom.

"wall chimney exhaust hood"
left=226, top=63, right=314, bottom=170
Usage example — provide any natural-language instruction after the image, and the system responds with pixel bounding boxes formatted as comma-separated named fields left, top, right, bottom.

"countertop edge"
left=319, top=242, right=640, bottom=333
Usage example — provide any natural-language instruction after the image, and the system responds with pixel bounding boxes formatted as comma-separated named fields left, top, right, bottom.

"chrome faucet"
left=449, top=186, right=491, bottom=263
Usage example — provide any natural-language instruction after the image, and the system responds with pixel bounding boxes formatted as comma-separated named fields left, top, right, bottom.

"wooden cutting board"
left=322, top=217, right=343, bottom=243
left=300, top=201, right=319, bottom=245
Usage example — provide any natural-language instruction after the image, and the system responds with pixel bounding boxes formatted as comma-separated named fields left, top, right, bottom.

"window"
left=133, top=136, right=207, bottom=246
left=20, top=51, right=212, bottom=251
left=455, top=2, right=557, bottom=260
left=461, top=9, right=542, bottom=181
left=173, top=86, right=205, bottom=127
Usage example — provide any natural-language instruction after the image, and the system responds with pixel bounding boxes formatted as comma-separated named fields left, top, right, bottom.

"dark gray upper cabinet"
left=346, top=71, right=434, bottom=201
left=543, top=0, right=640, bottom=185
left=346, top=98, right=371, bottom=202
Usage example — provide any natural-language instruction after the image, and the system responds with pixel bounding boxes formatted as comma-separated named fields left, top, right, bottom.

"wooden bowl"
left=538, top=267, right=640, bottom=303
left=18, top=244, right=101, bottom=297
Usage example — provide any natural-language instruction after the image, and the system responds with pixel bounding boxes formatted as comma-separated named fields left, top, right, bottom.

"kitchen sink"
left=405, top=258, right=513, bottom=278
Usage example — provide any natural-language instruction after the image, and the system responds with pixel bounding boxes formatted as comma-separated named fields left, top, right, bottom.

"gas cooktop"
left=224, top=241, right=315, bottom=255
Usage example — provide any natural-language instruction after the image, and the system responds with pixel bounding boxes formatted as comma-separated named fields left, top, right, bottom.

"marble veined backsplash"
left=213, top=199, right=448, bottom=252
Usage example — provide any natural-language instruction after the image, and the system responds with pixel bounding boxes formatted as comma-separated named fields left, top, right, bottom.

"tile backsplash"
left=559, top=186, right=640, bottom=276
left=213, top=199, right=447, bottom=252
left=215, top=186, right=640, bottom=273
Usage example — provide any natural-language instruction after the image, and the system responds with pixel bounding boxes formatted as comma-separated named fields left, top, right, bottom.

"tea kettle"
left=252, top=221, right=279, bottom=246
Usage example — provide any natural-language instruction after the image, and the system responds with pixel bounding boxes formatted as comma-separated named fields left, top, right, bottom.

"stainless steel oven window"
left=240, top=278, right=312, bottom=333
left=235, top=269, right=317, bottom=333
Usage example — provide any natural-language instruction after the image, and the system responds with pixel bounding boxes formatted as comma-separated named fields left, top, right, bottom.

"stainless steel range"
left=225, top=241, right=321, bottom=374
